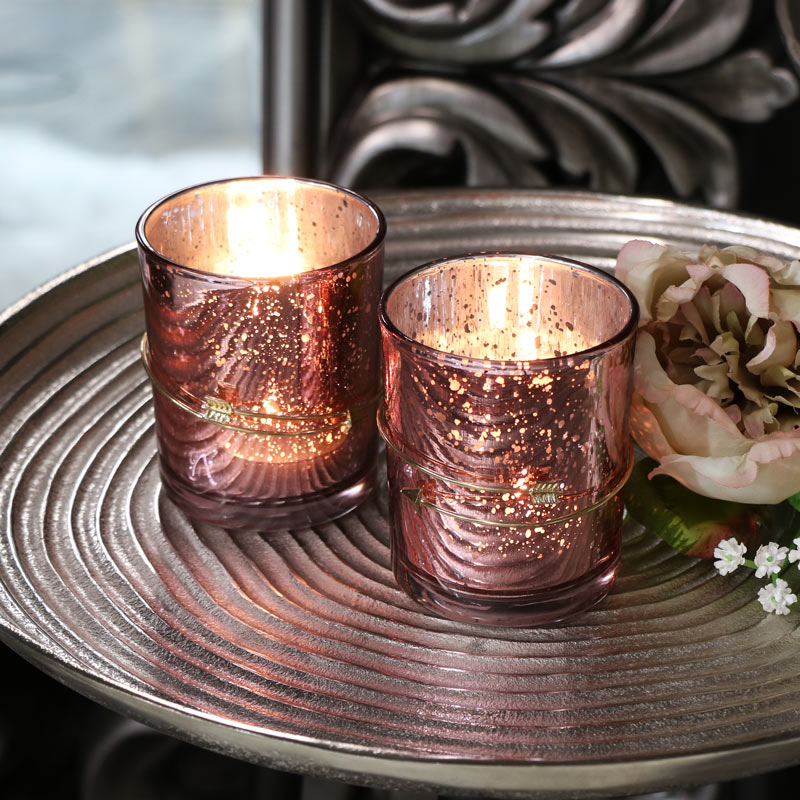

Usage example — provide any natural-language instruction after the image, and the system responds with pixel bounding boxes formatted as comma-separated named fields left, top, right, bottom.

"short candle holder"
left=379, top=253, right=639, bottom=625
left=137, top=176, right=385, bottom=530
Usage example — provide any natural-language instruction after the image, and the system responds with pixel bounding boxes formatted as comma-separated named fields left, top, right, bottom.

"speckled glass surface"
left=2, top=191, right=800, bottom=798
left=380, top=255, right=638, bottom=625
left=137, top=177, right=385, bottom=530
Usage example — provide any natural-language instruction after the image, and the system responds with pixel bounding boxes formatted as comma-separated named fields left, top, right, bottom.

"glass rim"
left=135, top=175, right=387, bottom=281
left=379, top=252, right=640, bottom=371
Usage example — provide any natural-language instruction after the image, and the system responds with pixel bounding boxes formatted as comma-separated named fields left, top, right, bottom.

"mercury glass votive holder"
left=137, top=176, right=385, bottom=530
left=379, top=253, right=639, bottom=626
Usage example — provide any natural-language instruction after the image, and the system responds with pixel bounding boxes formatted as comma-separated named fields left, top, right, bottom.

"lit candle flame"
left=220, top=392, right=349, bottom=465
left=487, top=276, right=508, bottom=330
left=517, top=276, right=538, bottom=360
left=222, top=187, right=308, bottom=278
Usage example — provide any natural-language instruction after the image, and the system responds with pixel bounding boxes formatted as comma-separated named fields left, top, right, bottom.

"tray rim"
left=5, top=621, right=800, bottom=798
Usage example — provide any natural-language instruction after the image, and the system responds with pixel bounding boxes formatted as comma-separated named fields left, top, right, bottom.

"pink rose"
left=616, top=240, right=800, bottom=504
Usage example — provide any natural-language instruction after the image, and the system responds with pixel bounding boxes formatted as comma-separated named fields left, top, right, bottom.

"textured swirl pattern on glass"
left=380, top=254, right=638, bottom=625
left=136, top=177, right=385, bottom=530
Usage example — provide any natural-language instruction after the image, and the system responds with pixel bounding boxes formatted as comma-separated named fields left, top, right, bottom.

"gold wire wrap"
left=377, top=403, right=565, bottom=499
left=140, top=333, right=380, bottom=438
left=377, top=402, right=633, bottom=529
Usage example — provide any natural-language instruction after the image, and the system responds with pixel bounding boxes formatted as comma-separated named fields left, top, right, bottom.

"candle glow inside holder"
left=379, top=254, right=638, bottom=625
left=137, top=177, right=385, bottom=530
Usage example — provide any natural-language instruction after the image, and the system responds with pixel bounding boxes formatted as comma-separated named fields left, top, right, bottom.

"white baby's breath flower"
left=713, top=538, right=747, bottom=575
left=757, top=578, right=798, bottom=615
left=753, top=543, right=789, bottom=578
left=788, top=536, right=800, bottom=566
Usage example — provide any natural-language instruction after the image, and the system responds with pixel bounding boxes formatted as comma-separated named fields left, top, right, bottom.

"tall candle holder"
left=379, top=254, right=638, bottom=625
left=137, top=177, right=385, bottom=530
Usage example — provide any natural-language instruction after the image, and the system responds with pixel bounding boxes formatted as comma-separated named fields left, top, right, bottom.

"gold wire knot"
left=201, top=396, right=233, bottom=424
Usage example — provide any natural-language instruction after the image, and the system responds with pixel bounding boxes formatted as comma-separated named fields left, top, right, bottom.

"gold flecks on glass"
left=379, top=254, right=638, bottom=624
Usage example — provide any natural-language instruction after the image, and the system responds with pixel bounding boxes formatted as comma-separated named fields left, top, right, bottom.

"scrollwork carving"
left=777, top=0, right=800, bottom=77
left=331, top=77, right=548, bottom=187
left=331, top=0, right=799, bottom=207
left=356, top=0, right=507, bottom=30
left=599, top=0, right=751, bottom=75
left=356, top=0, right=554, bottom=63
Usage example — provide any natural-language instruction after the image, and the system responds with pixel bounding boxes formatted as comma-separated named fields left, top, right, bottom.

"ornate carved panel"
left=264, top=1, right=800, bottom=212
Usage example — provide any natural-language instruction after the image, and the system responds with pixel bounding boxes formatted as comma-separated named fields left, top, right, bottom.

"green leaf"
left=624, top=459, right=795, bottom=557
left=789, top=492, right=800, bottom=513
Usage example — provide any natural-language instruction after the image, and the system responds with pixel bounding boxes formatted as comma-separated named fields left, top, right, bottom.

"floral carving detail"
left=336, top=0, right=799, bottom=206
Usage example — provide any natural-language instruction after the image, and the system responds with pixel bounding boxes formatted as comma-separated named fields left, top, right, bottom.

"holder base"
left=159, top=458, right=377, bottom=531
left=393, top=551, right=619, bottom=626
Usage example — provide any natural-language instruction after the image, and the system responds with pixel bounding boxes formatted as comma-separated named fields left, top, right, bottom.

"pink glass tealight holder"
left=379, top=253, right=639, bottom=626
left=137, top=176, right=385, bottom=530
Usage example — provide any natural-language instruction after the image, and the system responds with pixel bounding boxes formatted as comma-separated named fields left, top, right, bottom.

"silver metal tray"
left=2, top=190, right=800, bottom=798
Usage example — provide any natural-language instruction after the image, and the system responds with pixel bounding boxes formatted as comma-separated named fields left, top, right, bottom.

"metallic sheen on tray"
left=4, top=192, right=800, bottom=797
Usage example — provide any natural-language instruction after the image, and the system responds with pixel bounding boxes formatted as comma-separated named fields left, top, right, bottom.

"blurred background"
left=0, top=0, right=260, bottom=310
left=5, top=1, right=800, bottom=312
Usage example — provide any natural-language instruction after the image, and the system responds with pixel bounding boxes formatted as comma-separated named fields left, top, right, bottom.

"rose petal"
left=723, top=245, right=788, bottom=272
left=721, top=263, right=771, bottom=318
left=694, top=363, right=734, bottom=403
left=760, top=368, right=800, bottom=413
left=651, top=454, right=756, bottom=499
left=616, top=240, right=692, bottom=324
left=772, top=287, right=800, bottom=324
left=725, top=405, right=742, bottom=425
left=746, top=320, right=798, bottom=373
left=770, top=258, right=800, bottom=287
left=699, top=245, right=726, bottom=267
left=760, top=365, right=800, bottom=395
left=724, top=245, right=800, bottom=285
left=717, top=281, right=747, bottom=321
left=744, top=314, right=764, bottom=346
left=742, top=404, right=777, bottom=438
left=634, top=332, right=746, bottom=457
left=630, top=394, right=677, bottom=459
left=696, top=346, right=723, bottom=365
left=709, top=330, right=737, bottom=357
left=724, top=309, right=745, bottom=340
left=655, top=263, right=716, bottom=323
left=686, top=263, right=717, bottom=284
left=678, top=299, right=710, bottom=343
left=650, top=430, right=800, bottom=504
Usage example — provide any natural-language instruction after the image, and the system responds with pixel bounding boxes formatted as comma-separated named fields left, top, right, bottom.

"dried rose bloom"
left=616, top=240, right=800, bottom=504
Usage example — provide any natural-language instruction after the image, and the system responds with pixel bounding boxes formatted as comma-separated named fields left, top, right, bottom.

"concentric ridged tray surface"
left=2, top=190, right=800, bottom=798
